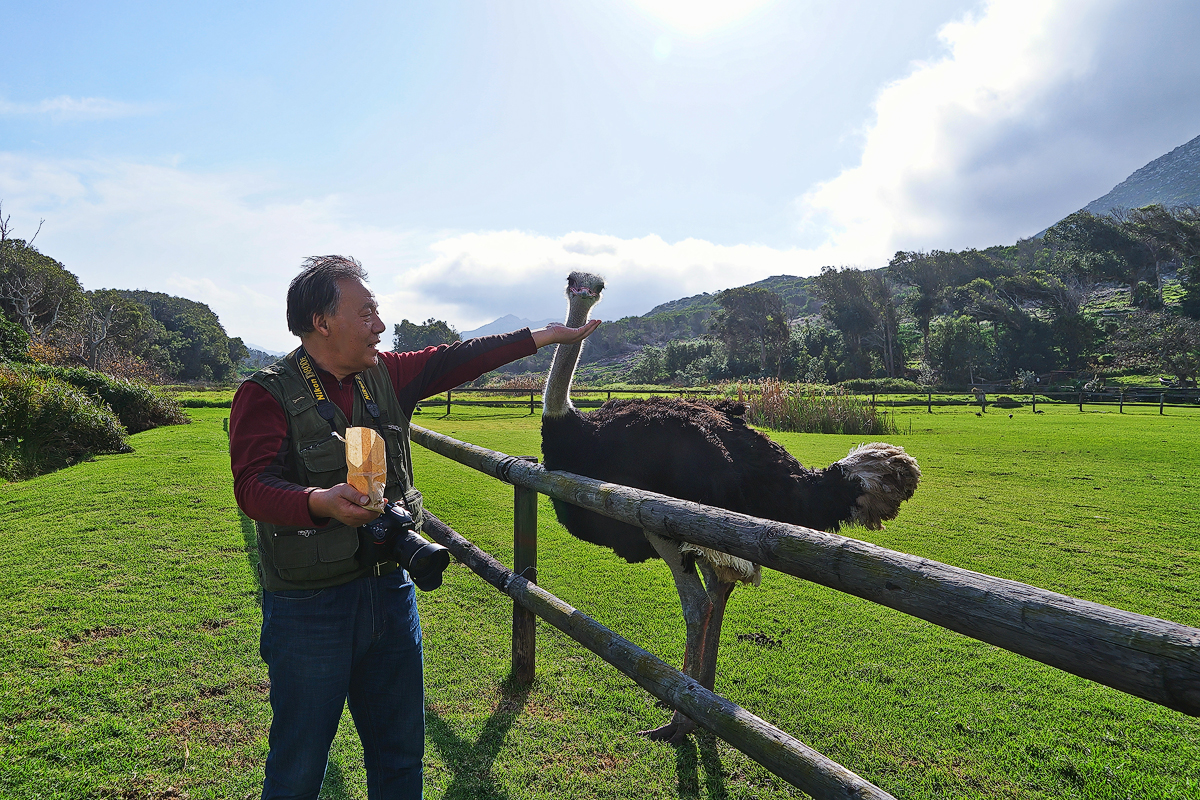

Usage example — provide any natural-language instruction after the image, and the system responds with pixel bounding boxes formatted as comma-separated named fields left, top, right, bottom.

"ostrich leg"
left=639, top=532, right=735, bottom=745
left=693, top=559, right=737, bottom=696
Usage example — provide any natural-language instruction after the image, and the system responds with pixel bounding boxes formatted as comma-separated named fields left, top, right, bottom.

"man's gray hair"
left=287, top=255, right=368, bottom=336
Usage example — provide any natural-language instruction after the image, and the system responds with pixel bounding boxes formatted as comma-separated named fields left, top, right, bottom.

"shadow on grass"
left=674, top=731, right=728, bottom=799
left=239, top=510, right=261, bottom=569
left=318, top=757, right=351, bottom=799
left=425, top=677, right=531, bottom=800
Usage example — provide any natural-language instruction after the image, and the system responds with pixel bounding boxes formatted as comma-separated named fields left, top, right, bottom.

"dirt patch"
left=200, top=618, right=235, bottom=632
left=736, top=631, right=783, bottom=648
left=91, top=773, right=187, bottom=799
left=59, top=625, right=131, bottom=647
left=165, top=706, right=261, bottom=748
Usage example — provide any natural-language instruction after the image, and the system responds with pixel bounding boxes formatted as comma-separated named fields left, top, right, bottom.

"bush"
left=740, top=380, right=898, bottom=435
left=177, top=398, right=233, bottom=408
left=0, top=316, right=31, bottom=362
left=993, top=395, right=1023, bottom=408
left=0, top=366, right=130, bottom=480
left=27, top=365, right=188, bottom=433
left=837, top=377, right=923, bottom=392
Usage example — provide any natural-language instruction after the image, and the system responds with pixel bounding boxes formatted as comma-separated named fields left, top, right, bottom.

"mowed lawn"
left=0, top=402, right=1198, bottom=798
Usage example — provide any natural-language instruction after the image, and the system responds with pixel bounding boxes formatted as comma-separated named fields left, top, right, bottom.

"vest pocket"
left=271, top=524, right=361, bottom=582
left=299, top=435, right=347, bottom=477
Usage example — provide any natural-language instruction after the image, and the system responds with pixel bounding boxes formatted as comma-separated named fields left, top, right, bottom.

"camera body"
left=361, top=502, right=450, bottom=591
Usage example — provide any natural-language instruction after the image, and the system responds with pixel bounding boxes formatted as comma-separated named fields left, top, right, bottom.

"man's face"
left=317, top=278, right=386, bottom=376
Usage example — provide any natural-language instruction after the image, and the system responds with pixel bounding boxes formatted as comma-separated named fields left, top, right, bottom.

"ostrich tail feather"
left=680, top=543, right=761, bottom=587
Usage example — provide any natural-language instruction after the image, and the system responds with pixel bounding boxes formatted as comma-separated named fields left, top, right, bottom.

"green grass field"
left=1, top=403, right=1198, bottom=798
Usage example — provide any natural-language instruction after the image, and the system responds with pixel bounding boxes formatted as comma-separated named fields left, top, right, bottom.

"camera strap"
left=295, top=345, right=384, bottom=436
left=292, top=346, right=415, bottom=527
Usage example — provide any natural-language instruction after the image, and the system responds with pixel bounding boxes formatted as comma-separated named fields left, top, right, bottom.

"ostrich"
left=541, top=271, right=921, bottom=744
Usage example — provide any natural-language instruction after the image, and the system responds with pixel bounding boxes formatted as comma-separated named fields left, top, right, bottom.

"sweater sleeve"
left=229, top=380, right=326, bottom=527
left=229, top=329, right=537, bottom=524
left=381, top=329, right=538, bottom=416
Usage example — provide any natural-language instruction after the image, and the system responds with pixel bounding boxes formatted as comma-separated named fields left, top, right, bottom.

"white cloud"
left=0, top=154, right=829, bottom=352
left=800, top=0, right=1200, bottom=261
left=0, top=153, right=425, bottom=352
left=384, top=229, right=829, bottom=329
left=0, top=95, right=150, bottom=120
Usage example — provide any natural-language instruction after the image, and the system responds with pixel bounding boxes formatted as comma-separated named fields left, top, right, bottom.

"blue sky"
left=3, top=0, right=1200, bottom=350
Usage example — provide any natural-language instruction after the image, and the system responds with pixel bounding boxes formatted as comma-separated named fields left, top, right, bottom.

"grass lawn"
left=1, top=403, right=1198, bottom=798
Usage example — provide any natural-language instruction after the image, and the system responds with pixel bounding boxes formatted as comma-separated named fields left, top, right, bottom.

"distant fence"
left=420, top=387, right=715, bottom=413
left=419, top=386, right=1200, bottom=415
left=409, top=423, right=1200, bottom=799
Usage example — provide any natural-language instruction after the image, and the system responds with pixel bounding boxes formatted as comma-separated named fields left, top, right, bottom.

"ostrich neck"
left=543, top=301, right=592, bottom=417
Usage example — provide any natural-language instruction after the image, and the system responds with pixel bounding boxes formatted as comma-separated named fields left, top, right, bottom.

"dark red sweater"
left=230, top=330, right=537, bottom=527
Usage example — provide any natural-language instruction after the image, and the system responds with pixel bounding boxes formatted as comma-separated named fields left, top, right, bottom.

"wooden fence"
left=409, top=424, right=1200, bottom=798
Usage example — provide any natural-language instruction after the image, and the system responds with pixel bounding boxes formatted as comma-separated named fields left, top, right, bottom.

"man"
left=230, top=256, right=598, bottom=799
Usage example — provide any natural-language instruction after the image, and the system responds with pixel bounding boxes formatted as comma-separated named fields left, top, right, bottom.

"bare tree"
left=0, top=202, right=82, bottom=343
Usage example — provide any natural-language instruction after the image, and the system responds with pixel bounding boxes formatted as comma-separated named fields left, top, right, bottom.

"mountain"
left=490, top=274, right=819, bottom=378
left=644, top=275, right=820, bottom=321
left=246, top=342, right=287, bottom=357
left=1083, top=133, right=1200, bottom=214
left=461, top=314, right=558, bottom=339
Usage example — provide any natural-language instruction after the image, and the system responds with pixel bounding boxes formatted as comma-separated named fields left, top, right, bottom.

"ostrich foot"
left=638, top=718, right=697, bottom=745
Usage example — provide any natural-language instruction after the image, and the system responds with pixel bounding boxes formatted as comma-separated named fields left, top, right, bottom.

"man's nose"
left=371, top=314, right=385, bottom=334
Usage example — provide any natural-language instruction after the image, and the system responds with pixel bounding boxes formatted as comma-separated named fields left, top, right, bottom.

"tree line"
left=0, top=204, right=247, bottom=382
left=631, top=205, right=1200, bottom=388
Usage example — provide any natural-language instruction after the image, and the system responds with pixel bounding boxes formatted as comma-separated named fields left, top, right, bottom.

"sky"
left=2, top=0, right=1200, bottom=351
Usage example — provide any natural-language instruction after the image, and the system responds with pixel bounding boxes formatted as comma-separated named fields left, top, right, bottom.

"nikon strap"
left=294, top=346, right=384, bottom=435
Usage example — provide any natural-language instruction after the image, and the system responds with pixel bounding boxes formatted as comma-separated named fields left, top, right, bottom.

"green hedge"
left=27, top=365, right=188, bottom=433
left=0, top=367, right=130, bottom=480
left=837, top=377, right=924, bottom=392
left=177, top=398, right=233, bottom=408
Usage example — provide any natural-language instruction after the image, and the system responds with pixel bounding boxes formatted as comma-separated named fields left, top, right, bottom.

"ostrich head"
left=833, top=442, right=921, bottom=530
left=544, top=271, right=605, bottom=417
left=563, top=271, right=605, bottom=327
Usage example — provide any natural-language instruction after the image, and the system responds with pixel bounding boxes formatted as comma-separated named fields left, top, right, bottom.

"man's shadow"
left=673, top=730, right=729, bottom=799
left=424, top=675, right=531, bottom=800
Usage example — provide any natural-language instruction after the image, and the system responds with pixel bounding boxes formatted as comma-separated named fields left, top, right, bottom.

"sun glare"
left=629, top=0, right=777, bottom=37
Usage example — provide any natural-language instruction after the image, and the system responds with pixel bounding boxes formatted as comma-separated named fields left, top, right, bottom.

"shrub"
left=838, top=377, right=923, bottom=392
left=0, top=366, right=129, bottom=480
left=0, top=316, right=31, bottom=362
left=177, top=398, right=233, bottom=408
left=740, top=380, right=898, bottom=435
left=993, top=395, right=1023, bottom=408
left=27, top=365, right=188, bottom=433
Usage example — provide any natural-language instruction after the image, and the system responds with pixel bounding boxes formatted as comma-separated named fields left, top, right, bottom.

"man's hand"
left=531, top=320, right=601, bottom=349
left=307, top=483, right=383, bottom=527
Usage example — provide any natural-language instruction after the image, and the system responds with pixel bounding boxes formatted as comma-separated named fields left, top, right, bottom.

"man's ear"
left=311, top=311, right=331, bottom=338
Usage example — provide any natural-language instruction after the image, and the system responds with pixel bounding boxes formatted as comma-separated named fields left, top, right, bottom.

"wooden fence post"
left=927, top=391, right=932, bottom=414
left=445, top=390, right=452, bottom=415
left=513, top=457, right=539, bottom=683
left=529, top=391, right=535, bottom=415
left=1078, top=391, right=1083, bottom=412
left=1119, top=389, right=1124, bottom=413
left=1161, top=393, right=1166, bottom=415
left=1031, top=393, right=1036, bottom=413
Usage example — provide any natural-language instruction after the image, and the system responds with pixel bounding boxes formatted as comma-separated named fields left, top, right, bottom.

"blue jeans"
left=259, top=569, right=424, bottom=799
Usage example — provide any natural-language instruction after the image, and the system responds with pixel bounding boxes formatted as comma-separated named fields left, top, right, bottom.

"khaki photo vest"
left=246, top=351, right=423, bottom=592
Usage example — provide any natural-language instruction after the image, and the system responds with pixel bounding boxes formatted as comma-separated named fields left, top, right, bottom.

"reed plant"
left=739, top=379, right=898, bottom=435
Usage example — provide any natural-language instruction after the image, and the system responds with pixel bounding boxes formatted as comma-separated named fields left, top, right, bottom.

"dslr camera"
left=361, top=502, right=451, bottom=591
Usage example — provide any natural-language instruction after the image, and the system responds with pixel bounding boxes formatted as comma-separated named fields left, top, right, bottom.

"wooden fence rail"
left=421, top=511, right=894, bottom=800
left=411, top=423, right=1200, bottom=717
